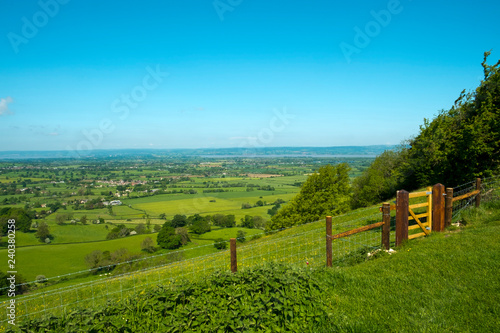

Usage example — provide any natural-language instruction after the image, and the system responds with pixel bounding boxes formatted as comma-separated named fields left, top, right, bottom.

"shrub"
left=141, top=237, right=156, bottom=253
left=236, top=230, right=246, bottom=242
left=36, top=275, right=47, bottom=284
left=214, top=238, right=227, bottom=250
left=241, top=203, right=252, bottom=209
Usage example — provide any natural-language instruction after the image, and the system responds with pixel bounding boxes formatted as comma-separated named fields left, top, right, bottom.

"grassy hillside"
left=9, top=199, right=500, bottom=332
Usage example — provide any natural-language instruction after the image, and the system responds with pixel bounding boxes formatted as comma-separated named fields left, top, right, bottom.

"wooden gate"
left=395, top=184, right=445, bottom=246
left=407, top=187, right=432, bottom=239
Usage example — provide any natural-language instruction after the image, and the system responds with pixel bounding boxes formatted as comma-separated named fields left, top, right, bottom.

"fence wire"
left=451, top=176, right=500, bottom=220
left=0, top=207, right=386, bottom=329
left=5, top=174, right=499, bottom=329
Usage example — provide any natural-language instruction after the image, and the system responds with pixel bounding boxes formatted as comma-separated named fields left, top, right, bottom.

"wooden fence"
left=227, top=178, right=484, bottom=272
left=324, top=178, right=483, bottom=267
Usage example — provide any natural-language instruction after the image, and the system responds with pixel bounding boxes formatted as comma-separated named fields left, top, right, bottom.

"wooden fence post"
left=432, top=184, right=445, bottom=232
left=230, top=238, right=237, bottom=273
left=395, top=190, right=409, bottom=247
left=382, top=203, right=391, bottom=250
left=476, top=178, right=481, bottom=208
left=445, top=187, right=453, bottom=228
left=326, top=216, right=332, bottom=267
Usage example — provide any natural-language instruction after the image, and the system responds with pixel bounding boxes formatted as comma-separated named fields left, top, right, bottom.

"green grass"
left=0, top=233, right=156, bottom=281
left=8, top=200, right=500, bottom=332
left=11, top=224, right=111, bottom=247
left=313, top=200, right=500, bottom=332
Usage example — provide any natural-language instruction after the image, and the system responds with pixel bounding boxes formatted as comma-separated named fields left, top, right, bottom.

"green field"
left=0, top=226, right=263, bottom=281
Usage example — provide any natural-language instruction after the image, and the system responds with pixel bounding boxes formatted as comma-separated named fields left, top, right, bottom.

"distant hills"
left=0, top=145, right=395, bottom=160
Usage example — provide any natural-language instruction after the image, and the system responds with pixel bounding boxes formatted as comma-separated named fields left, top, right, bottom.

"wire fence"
left=451, top=176, right=500, bottom=219
left=0, top=207, right=385, bottom=329
left=2, top=177, right=498, bottom=329
left=482, top=175, right=500, bottom=201
left=452, top=180, right=478, bottom=219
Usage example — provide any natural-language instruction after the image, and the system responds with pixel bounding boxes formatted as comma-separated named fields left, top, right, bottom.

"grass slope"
left=316, top=200, right=500, bottom=332
left=11, top=200, right=500, bottom=332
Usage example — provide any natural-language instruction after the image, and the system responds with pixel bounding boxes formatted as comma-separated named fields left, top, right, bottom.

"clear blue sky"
left=1, top=0, right=499, bottom=153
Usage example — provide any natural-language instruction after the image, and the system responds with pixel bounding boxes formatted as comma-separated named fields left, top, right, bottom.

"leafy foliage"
left=267, top=164, right=352, bottom=230
left=141, top=237, right=156, bottom=253
left=106, top=224, right=133, bottom=240
left=353, top=52, right=500, bottom=207
left=213, top=237, right=227, bottom=250
left=15, top=263, right=328, bottom=332
left=175, top=227, right=191, bottom=245
left=0, top=207, right=32, bottom=234
left=0, top=271, right=28, bottom=296
left=35, top=221, right=50, bottom=241
left=405, top=54, right=500, bottom=186
left=171, top=214, right=187, bottom=228
left=352, top=149, right=409, bottom=207
left=157, top=224, right=182, bottom=250
left=188, top=214, right=211, bottom=234
left=236, top=230, right=246, bottom=242
left=212, top=214, right=236, bottom=228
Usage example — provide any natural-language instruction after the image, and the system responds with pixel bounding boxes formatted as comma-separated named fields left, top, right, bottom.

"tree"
left=0, top=272, right=28, bottom=296
left=253, top=216, right=266, bottom=229
left=212, top=214, right=225, bottom=227
left=135, top=223, right=147, bottom=234
left=352, top=149, right=409, bottom=208
left=157, top=224, right=182, bottom=249
left=106, top=224, right=132, bottom=239
left=36, top=221, right=50, bottom=241
left=236, top=230, right=246, bottom=243
left=213, top=214, right=235, bottom=228
left=141, top=237, right=156, bottom=253
left=267, top=205, right=279, bottom=216
left=189, top=214, right=211, bottom=234
left=171, top=214, right=187, bottom=228
left=55, top=214, right=66, bottom=225
left=0, top=207, right=32, bottom=233
left=240, top=215, right=254, bottom=228
left=214, top=238, right=227, bottom=250
left=175, top=227, right=191, bottom=245
left=84, top=250, right=103, bottom=269
left=267, top=164, right=352, bottom=230
left=80, top=215, right=88, bottom=225
left=223, top=215, right=236, bottom=228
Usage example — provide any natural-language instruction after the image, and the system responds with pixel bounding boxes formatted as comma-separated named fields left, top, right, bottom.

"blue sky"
left=1, top=0, right=499, bottom=153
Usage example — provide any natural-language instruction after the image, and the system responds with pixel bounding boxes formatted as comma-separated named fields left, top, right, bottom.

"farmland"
left=0, top=154, right=374, bottom=291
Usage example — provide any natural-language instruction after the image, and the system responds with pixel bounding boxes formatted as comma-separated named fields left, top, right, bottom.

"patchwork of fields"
left=0, top=156, right=374, bottom=316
